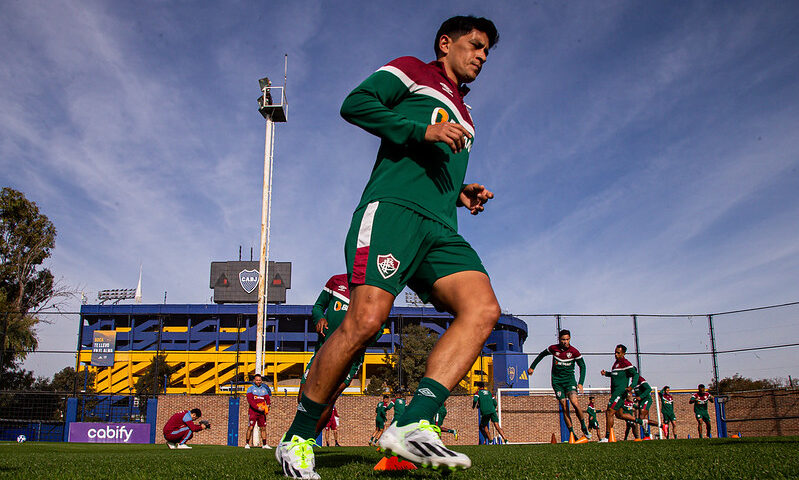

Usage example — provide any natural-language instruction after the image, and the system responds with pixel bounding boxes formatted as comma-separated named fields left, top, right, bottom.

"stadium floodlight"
left=97, top=289, right=137, bottom=304
left=255, top=55, right=288, bottom=377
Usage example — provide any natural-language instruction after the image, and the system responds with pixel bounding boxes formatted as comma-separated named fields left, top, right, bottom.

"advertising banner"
left=68, top=422, right=151, bottom=444
left=91, top=331, right=116, bottom=367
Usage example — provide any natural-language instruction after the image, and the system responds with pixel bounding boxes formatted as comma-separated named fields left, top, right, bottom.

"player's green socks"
left=285, top=394, right=327, bottom=441
left=397, top=377, right=449, bottom=427
left=580, top=420, right=587, bottom=432
left=568, top=427, right=575, bottom=436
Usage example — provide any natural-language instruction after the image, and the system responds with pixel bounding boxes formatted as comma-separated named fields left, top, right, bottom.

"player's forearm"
left=311, top=291, right=330, bottom=325
left=340, top=80, right=426, bottom=145
left=628, top=368, right=639, bottom=387
left=529, top=350, right=549, bottom=370
left=186, top=421, right=203, bottom=432
left=577, top=358, right=586, bottom=384
left=246, top=393, right=258, bottom=408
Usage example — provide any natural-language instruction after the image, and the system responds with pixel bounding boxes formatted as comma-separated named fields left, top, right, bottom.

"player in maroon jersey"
left=689, top=384, right=714, bottom=438
left=163, top=408, right=208, bottom=449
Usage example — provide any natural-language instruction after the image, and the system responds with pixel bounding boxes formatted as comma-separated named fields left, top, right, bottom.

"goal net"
left=496, top=386, right=664, bottom=443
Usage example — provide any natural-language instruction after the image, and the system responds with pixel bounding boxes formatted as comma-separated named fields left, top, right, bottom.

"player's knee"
left=472, top=301, right=501, bottom=337
left=338, top=314, right=382, bottom=346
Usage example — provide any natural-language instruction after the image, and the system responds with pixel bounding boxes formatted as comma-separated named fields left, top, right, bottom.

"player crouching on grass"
left=245, top=374, right=272, bottom=449
left=690, top=384, right=714, bottom=438
left=163, top=408, right=209, bottom=449
left=528, top=329, right=591, bottom=442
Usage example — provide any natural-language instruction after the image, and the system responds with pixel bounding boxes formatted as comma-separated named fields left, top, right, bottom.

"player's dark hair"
left=698, top=384, right=705, bottom=389
left=253, top=374, right=262, bottom=379
left=559, top=329, right=570, bottom=338
left=190, top=408, right=202, bottom=418
left=616, top=344, right=627, bottom=353
left=434, top=16, right=499, bottom=58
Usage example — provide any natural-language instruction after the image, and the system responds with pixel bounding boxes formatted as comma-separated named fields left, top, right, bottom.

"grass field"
left=2, top=437, right=798, bottom=479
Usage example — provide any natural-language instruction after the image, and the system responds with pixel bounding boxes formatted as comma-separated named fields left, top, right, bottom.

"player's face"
left=614, top=347, right=625, bottom=359
left=559, top=334, right=570, bottom=348
left=254, top=376, right=262, bottom=386
left=191, top=413, right=199, bottom=421
left=439, top=29, right=490, bottom=84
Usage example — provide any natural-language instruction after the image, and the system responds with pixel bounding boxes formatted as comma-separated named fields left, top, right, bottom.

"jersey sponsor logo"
left=333, top=301, right=349, bottom=312
left=430, top=108, right=473, bottom=152
left=417, top=388, right=436, bottom=398
left=376, top=254, right=400, bottom=279
left=239, top=269, right=259, bottom=294
left=439, top=82, right=454, bottom=97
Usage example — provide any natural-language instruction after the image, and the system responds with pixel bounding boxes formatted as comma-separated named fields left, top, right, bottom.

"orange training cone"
left=568, top=432, right=575, bottom=444
left=574, top=435, right=589, bottom=444
left=608, top=429, right=617, bottom=443
left=551, top=433, right=558, bottom=444
left=374, top=456, right=417, bottom=471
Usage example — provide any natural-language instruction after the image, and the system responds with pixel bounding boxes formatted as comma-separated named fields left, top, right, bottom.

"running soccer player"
left=586, top=396, right=601, bottom=440
left=473, top=385, right=508, bottom=444
left=633, top=374, right=661, bottom=438
left=689, top=384, right=714, bottom=438
left=621, top=391, right=639, bottom=440
left=434, top=401, right=458, bottom=439
left=323, top=405, right=340, bottom=447
left=370, top=394, right=393, bottom=446
left=245, top=374, right=272, bottom=449
left=599, top=344, right=642, bottom=442
left=659, top=386, right=677, bottom=438
left=390, top=394, right=407, bottom=425
left=276, top=15, right=501, bottom=477
left=163, top=408, right=208, bottom=449
left=298, top=274, right=381, bottom=437
left=527, top=329, right=590, bottom=441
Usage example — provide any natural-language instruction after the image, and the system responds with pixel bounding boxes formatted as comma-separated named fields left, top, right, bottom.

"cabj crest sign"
left=239, top=269, right=260, bottom=294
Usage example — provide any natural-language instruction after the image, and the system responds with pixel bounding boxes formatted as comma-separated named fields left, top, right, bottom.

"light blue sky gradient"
left=2, top=1, right=798, bottom=387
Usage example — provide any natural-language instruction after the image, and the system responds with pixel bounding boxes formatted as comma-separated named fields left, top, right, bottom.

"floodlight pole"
left=255, top=56, right=288, bottom=377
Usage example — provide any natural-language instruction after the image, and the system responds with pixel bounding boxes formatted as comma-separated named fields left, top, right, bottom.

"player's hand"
left=527, top=367, right=534, bottom=375
left=458, top=183, right=494, bottom=215
left=424, top=122, right=472, bottom=153
left=199, top=420, right=211, bottom=430
left=600, top=369, right=607, bottom=376
left=578, top=384, right=584, bottom=394
left=316, top=318, right=329, bottom=337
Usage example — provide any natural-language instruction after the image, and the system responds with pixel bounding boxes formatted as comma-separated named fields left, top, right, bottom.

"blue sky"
left=2, top=1, right=799, bottom=387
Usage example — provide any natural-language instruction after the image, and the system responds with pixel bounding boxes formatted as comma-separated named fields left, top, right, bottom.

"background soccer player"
left=633, top=373, right=661, bottom=438
left=298, top=274, right=381, bottom=437
left=245, top=374, right=272, bottom=449
left=433, top=400, right=458, bottom=439
left=690, top=384, right=714, bottom=438
left=473, top=384, right=508, bottom=444
left=323, top=405, right=340, bottom=447
left=390, top=394, right=407, bottom=425
left=600, top=344, right=641, bottom=442
left=528, top=329, right=590, bottom=441
left=659, top=386, right=677, bottom=438
left=586, top=396, right=601, bottom=440
left=370, top=394, right=393, bottom=446
left=163, top=408, right=208, bottom=449
left=622, top=391, right=640, bottom=440
left=277, top=15, right=501, bottom=477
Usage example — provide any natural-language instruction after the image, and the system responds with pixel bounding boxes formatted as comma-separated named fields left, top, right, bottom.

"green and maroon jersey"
left=604, top=358, right=639, bottom=392
left=622, top=399, right=636, bottom=417
left=587, top=403, right=598, bottom=423
left=634, top=375, right=652, bottom=398
left=660, top=391, right=675, bottom=417
left=310, top=274, right=350, bottom=347
left=473, top=388, right=496, bottom=415
left=530, top=344, right=586, bottom=384
left=691, top=392, right=712, bottom=414
left=340, top=56, right=477, bottom=232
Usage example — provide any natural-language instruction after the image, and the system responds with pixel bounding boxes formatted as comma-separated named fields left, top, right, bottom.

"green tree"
left=0, top=187, right=72, bottom=375
left=134, top=353, right=178, bottom=398
left=709, top=373, right=783, bottom=394
left=365, top=324, right=471, bottom=395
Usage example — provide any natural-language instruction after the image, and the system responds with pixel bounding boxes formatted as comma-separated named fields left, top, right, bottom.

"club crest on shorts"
left=239, top=269, right=259, bottom=294
left=376, top=254, right=400, bottom=279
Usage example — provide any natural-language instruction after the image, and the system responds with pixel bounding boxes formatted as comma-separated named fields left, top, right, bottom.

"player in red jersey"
left=245, top=374, right=272, bottom=449
left=163, top=408, right=208, bottom=449
left=324, top=405, right=341, bottom=447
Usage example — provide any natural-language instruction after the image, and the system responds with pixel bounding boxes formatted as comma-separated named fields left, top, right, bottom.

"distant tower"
left=134, top=265, right=142, bottom=304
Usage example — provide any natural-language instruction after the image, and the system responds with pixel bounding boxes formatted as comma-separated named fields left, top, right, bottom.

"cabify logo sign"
left=68, top=423, right=150, bottom=444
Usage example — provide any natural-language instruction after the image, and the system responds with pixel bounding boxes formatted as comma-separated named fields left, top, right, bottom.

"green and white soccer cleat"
left=276, top=435, right=320, bottom=479
left=378, top=420, right=471, bottom=470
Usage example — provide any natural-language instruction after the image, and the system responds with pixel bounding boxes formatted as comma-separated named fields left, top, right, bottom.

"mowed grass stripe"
left=1, top=437, right=798, bottom=479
